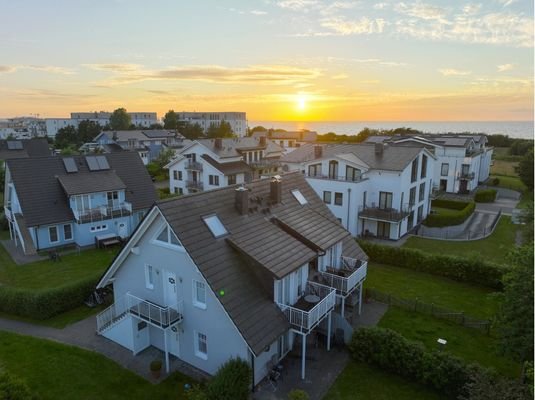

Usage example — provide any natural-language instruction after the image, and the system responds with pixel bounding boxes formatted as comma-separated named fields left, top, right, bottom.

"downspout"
left=346, top=188, right=351, bottom=230
left=35, top=225, right=40, bottom=251
left=250, top=351, right=255, bottom=392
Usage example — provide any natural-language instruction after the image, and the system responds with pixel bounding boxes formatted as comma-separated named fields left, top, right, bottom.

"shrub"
left=475, top=189, right=497, bottom=203
left=206, top=358, right=251, bottom=400
left=288, top=389, right=310, bottom=400
left=0, top=274, right=100, bottom=320
left=357, top=241, right=506, bottom=289
left=492, top=177, right=500, bottom=186
left=424, top=200, right=475, bottom=227
left=0, top=372, right=39, bottom=400
left=185, top=384, right=208, bottom=400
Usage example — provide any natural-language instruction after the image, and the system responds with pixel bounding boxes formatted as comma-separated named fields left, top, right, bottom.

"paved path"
left=0, top=315, right=206, bottom=384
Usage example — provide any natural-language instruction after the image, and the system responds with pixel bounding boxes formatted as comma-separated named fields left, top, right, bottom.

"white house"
left=95, top=173, right=368, bottom=386
left=176, top=112, right=247, bottom=137
left=166, top=137, right=284, bottom=195
left=281, top=143, right=436, bottom=240
left=252, top=130, right=317, bottom=154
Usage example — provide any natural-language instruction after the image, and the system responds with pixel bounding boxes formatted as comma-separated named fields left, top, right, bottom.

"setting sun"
left=297, top=94, right=307, bottom=111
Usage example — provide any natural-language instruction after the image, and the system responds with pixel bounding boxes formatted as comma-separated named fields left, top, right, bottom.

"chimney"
left=270, top=175, right=282, bottom=204
left=259, top=136, right=267, bottom=147
left=375, top=142, right=384, bottom=155
left=235, top=186, right=249, bottom=215
left=314, top=145, right=323, bottom=159
left=215, top=138, right=223, bottom=149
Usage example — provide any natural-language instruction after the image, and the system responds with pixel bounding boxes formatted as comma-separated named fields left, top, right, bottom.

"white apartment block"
left=281, top=143, right=436, bottom=240
left=252, top=130, right=317, bottom=154
left=176, top=112, right=247, bottom=137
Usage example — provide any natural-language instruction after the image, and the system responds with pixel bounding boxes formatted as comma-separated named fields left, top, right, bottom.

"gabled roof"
left=200, top=154, right=252, bottom=175
left=58, top=171, right=126, bottom=196
left=196, top=137, right=284, bottom=159
left=0, top=138, right=50, bottom=160
left=7, top=152, right=157, bottom=227
left=252, top=130, right=317, bottom=142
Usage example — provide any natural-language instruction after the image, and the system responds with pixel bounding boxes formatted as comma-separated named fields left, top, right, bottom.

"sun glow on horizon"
left=296, top=94, right=307, bottom=112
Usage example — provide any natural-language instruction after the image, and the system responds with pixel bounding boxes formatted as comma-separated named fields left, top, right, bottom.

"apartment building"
left=252, top=130, right=317, bottom=153
left=176, top=112, right=247, bottom=137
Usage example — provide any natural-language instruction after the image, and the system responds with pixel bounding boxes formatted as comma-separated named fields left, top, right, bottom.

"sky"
left=0, top=0, right=533, bottom=121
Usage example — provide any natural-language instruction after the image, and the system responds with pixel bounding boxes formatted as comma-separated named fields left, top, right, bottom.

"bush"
left=206, top=358, right=251, bottom=400
left=0, top=274, right=100, bottom=320
left=492, top=177, right=500, bottom=186
left=185, top=384, right=208, bottom=400
left=0, top=372, right=39, bottom=400
left=288, top=389, right=310, bottom=400
left=349, top=327, right=479, bottom=398
left=424, top=200, right=475, bottom=227
left=475, top=189, right=497, bottom=203
left=357, top=241, right=506, bottom=289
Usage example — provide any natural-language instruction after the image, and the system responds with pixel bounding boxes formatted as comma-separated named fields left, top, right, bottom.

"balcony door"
left=379, top=192, right=393, bottom=210
left=377, top=221, right=390, bottom=239
left=328, top=161, right=338, bottom=179
left=164, top=270, right=180, bottom=310
left=74, top=194, right=90, bottom=212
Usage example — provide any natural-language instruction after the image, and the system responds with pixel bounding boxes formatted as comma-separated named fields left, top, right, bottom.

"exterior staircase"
left=13, top=213, right=37, bottom=255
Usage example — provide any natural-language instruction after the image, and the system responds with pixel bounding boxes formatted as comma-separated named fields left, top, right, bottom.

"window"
left=173, top=170, right=182, bottom=181
left=155, top=225, right=182, bottom=248
left=203, top=215, right=228, bottom=238
left=90, top=224, right=108, bottom=232
left=63, top=224, right=73, bottom=241
left=421, top=155, right=428, bottom=178
left=145, top=264, right=154, bottom=290
left=328, top=160, right=338, bottom=179
left=441, top=163, right=449, bottom=176
left=461, top=164, right=470, bottom=177
left=292, top=189, right=308, bottom=205
left=195, top=332, right=208, bottom=359
left=411, top=158, right=419, bottom=183
left=49, top=226, right=58, bottom=243
left=346, top=166, right=361, bottom=182
left=409, top=187, right=416, bottom=206
left=107, top=191, right=119, bottom=207
left=308, top=163, right=321, bottom=177
left=419, top=183, right=425, bottom=202
left=379, top=192, right=393, bottom=209
left=228, top=174, right=236, bottom=185
left=417, top=205, right=424, bottom=222
left=193, top=280, right=206, bottom=309
left=208, top=175, right=219, bottom=186
left=323, top=191, right=332, bottom=204
left=334, top=192, right=343, bottom=206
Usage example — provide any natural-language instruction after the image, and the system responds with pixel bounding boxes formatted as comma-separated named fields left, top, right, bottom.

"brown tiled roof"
left=201, top=154, right=252, bottom=175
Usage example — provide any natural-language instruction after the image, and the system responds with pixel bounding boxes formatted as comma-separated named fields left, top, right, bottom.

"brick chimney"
left=314, top=145, right=323, bottom=159
left=235, top=186, right=249, bottom=215
left=215, top=138, right=223, bottom=149
left=375, top=142, right=384, bottom=155
left=259, top=136, right=267, bottom=147
left=270, top=175, right=282, bottom=204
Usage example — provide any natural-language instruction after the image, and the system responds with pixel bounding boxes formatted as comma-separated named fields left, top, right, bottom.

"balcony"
left=358, top=203, right=411, bottom=223
left=277, top=282, right=336, bottom=333
left=186, top=180, right=204, bottom=191
left=319, top=257, right=367, bottom=296
left=459, top=171, right=475, bottom=180
left=3, top=206, right=12, bottom=221
left=248, top=158, right=280, bottom=170
left=73, top=202, right=132, bottom=224
left=305, top=173, right=364, bottom=183
left=185, top=160, right=203, bottom=171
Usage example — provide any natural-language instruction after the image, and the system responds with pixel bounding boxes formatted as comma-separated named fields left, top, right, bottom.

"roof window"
left=291, top=189, right=308, bottom=205
left=203, top=214, right=228, bottom=238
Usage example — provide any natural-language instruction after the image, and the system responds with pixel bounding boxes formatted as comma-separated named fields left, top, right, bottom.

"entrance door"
left=439, top=179, right=447, bottom=191
left=167, top=326, right=180, bottom=357
left=459, top=180, right=468, bottom=194
left=377, top=221, right=390, bottom=238
left=164, top=271, right=178, bottom=309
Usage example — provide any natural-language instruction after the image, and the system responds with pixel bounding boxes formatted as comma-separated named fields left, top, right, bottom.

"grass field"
left=403, top=216, right=517, bottom=265
left=0, top=331, right=193, bottom=400
left=488, top=174, right=527, bottom=193
left=365, top=263, right=501, bottom=319
left=491, top=160, right=519, bottom=177
left=378, top=308, right=521, bottom=378
left=324, top=360, right=444, bottom=400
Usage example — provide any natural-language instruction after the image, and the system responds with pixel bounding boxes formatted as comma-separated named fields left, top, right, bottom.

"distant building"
left=176, top=112, right=247, bottom=137
left=252, top=130, right=317, bottom=153
left=0, top=117, right=47, bottom=139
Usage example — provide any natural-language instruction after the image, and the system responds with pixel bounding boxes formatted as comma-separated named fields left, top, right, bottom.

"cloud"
left=0, top=65, right=16, bottom=73
left=438, top=68, right=472, bottom=76
left=93, top=64, right=321, bottom=86
left=497, top=63, right=514, bottom=72
left=320, top=16, right=387, bottom=35
left=360, top=80, right=381, bottom=84
left=0, top=65, right=74, bottom=75
left=277, top=0, right=318, bottom=11
left=331, top=73, right=348, bottom=80
left=250, top=10, right=267, bottom=15
left=84, top=63, right=142, bottom=72
left=497, top=0, right=517, bottom=7
left=394, top=2, right=449, bottom=23
left=373, top=3, right=388, bottom=10
left=462, top=3, right=482, bottom=15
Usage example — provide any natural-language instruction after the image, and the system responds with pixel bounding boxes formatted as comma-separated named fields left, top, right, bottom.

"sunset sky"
left=0, top=0, right=533, bottom=121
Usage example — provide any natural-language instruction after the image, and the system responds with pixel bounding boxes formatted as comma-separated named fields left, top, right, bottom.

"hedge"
left=475, top=189, right=497, bottom=203
left=357, top=241, right=506, bottom=290
left=424, top=200, right=475, bottom=227
left=349, top=327, right=484, bottom=399
left=206, top=358, right=251, bottom=400
left=0, top=274, right=100, bottom=320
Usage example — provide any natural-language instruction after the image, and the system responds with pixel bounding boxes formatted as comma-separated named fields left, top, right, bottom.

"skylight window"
left=203, top=215, right=228, bottom=238
left=291, top=189, right=308, bottom=205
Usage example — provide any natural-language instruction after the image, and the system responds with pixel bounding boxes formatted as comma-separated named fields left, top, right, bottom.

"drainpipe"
left=250, top=351, right=255, bottom=392
left=346, top=188, right=351, bottom=231
left=35, top=225, right=40, bottom=251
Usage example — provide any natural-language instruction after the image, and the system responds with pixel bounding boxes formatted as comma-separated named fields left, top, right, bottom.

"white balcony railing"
left=320, top=258, right=367, bottom=296
left=96, top=298, right=127, bottom=333
left=3, top=206, right=12, bottom=221
left=125, top=293, right=183, bottom=328
left=73, top=202, right=132, bottom=223
left=277, top=281, right=336, bottom=332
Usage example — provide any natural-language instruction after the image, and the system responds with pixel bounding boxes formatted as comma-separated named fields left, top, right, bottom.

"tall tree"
left=182, top=122, right=204, bottom=140
left=109, top=108, right=131, bottom=130
left=163, top=110, right=178, bottom=129
left=77, top=120, right=102, bottom=143
left=206, top=121, right=233, bottom=138
left=517, top=149, right=534, bottom=191
left=54, top=125, right=78, bottom=149
left=497, top=244, right=534, bottom=363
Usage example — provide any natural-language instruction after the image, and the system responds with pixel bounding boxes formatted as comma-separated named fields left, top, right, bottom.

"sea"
left=249, top=121, right=534, bottom=140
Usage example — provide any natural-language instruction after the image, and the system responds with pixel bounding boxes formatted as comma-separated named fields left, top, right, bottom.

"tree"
left=206, top=120, right=234, bottom=138
left=55, top=126, right=78, bottom=149
left=163, top=110, right=178, bottom=129
left=497, top=245, right=534, bottom=363
left=182, top=122, right=204, bottom=140
left=461, top=370, right=532, bottom=400
left=109, top=108, right=131, bottom=130
left=77, top=120, right=102, bottom=143
left=248, top=125, right=267, bottom=137
left=516, top=149, right=534, bottom=191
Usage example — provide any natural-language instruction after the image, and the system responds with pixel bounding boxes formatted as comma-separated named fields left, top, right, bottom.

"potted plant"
left=150, top=360, right=162, bottom=379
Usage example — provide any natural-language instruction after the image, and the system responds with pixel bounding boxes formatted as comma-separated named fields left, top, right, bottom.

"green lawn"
left=489, top=174, right=527, bottom=193
left=365, top=263, right=500, bottom=319
left=0, top=246, right=117, bottom=289
left=403, top=216, right=517, bottom=265
left=0, top=331, right=193, bottom=400
left=324, top=360, right=444, bottom=400
left=378, top=308, right=521, bottom=378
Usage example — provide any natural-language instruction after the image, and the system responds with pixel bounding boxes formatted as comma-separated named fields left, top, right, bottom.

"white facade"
left=45, top=118, right=78, bottom=137
left=177, top=112, right=247, bottom=137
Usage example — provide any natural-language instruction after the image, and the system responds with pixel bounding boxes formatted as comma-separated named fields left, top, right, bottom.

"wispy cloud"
left=320, top=16, right=387, bottom=35
left=0, top=65, right=17, bottom=73
left=438, top=68, right=472, bottom=76
left=497, top=0, right=517, bottom=7
left=250, top=10, right=268, bottom=15
left=0, top=65, right=74, bottom=75
left=277, top=0, right=318, bottom=11
left=394, top=2, right=449, bottom=23
left=331, top=73, right=348, bottom=80
left=84, top=63, right=141, bottom=73
left=497, top=63, right=514, bottom=72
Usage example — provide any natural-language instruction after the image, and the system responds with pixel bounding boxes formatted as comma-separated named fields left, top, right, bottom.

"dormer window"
left=291, top=189, right=308, bottom=205
left=203, top=214, right=228, bottom=238
left=154, top=225, right=183, bottom=250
